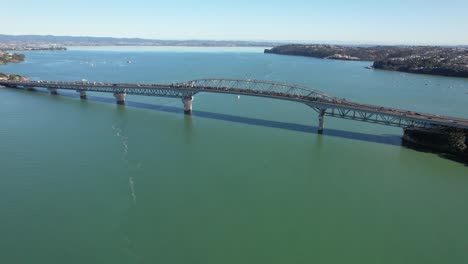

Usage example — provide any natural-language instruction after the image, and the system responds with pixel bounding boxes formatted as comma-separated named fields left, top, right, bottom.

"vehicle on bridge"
left=1, top=78, right=468, bottom=133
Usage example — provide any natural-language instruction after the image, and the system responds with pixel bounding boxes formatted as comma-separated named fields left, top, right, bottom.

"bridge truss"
left=1, top=78, right=468, bottom=130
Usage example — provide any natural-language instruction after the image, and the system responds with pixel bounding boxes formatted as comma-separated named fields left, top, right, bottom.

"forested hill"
left=265, top=44, right=468, bottom=78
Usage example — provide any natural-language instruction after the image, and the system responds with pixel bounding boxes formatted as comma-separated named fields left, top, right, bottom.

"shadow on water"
left=183, top=115, right=194, bottom=144
left=440, top=154, right=468, bottom=167
left=9, top=88, right=468, bottom=165
left=402, top=140, right=468, bottom=167
left=35, top=90, right=401, bottom=147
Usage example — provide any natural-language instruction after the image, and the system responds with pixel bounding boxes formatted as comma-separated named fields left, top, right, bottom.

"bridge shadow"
left=11, top=88, right=405, bottom=147
left=76, top=92, right=468, bottom=166
left=68, top=92, right=402, bottom=147
left=9, top=88, right=468, bottom=165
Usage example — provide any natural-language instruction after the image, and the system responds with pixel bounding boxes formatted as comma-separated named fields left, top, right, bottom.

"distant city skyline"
left=3, top=0, right=468, bottom=45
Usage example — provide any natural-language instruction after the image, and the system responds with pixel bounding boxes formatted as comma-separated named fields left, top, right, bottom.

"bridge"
left=1, top=78, right=468, bottom=134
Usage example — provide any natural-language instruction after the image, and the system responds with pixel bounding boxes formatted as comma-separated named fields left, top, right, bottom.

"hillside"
left=265, top=44, right=468, bottom=78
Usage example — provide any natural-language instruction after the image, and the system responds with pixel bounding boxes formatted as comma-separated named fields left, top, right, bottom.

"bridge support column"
left=77, top=90, right=87, bottom=99
left=318, top=109, right=326, bottom=134
left=182, top=96, right=193, bottom=115
left=48, top=88, right=58, bottom=95
left=114, top=92, right=126, bottom=105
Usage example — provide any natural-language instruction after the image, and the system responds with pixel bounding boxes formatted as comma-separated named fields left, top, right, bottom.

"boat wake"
left=112, top=125, right=129, bottom=155
left=129, top=176, right=136, bottom=203
left=112, top=125, right=137, bottom=203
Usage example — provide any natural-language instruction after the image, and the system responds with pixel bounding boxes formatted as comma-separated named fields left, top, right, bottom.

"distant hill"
left=0, top=34, right=278, bottom=47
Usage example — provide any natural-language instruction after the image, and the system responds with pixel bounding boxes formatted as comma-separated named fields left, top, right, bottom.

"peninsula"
left=265, top=44, right=468, bottom=78
left=0, top=51, right=24, bottom=65
left=0, top=51, right=26, bottom=81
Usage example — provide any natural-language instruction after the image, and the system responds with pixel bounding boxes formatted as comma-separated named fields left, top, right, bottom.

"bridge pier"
left=48, top=88, right=58, bottom=95
left=182, top=96, right=193, bottom=115
left=114, top=92, right=126, bottom=105
left=77, top=90, right=87, bottom=99
left=318, top=109, right=326, bottom=134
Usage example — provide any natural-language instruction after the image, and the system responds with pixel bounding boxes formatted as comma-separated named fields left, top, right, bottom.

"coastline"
left=265, top=45, right=468, bottom=79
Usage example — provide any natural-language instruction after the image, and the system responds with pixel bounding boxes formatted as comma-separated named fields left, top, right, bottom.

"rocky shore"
left=403, top=127, right=467, bottom=153
left=402, top=127, right=468, bottom=165
left=265, top=44, right=468, bottom=78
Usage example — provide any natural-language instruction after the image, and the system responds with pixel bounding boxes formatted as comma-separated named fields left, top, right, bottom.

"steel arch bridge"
left=1, top=78, right=468, bottom=132
left=188, top=78, right=337, bottom=101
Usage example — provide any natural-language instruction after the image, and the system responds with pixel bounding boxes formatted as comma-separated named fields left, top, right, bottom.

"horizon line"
left=1, top=33, right=467, bottom=47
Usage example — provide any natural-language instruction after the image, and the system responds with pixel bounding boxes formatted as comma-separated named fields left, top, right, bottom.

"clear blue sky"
left=3, top=0, right=468, bottom=45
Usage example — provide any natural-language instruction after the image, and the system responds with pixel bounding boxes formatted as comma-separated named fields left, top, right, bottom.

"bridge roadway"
left=1, top=78, right=468, bottom=132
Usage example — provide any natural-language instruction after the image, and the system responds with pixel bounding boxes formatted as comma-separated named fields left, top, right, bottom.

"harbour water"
left=1, top=47, right=468, bottom=263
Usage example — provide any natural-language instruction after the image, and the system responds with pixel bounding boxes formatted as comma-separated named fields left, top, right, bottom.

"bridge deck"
left=1, top=79, right=467, bottom=130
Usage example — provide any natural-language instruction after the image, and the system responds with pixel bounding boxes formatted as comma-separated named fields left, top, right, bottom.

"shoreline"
left=265, top=45, right=468, bottom=79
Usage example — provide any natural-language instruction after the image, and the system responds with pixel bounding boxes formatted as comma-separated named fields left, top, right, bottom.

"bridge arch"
left=1, top=78, right=468, bottom=131
left=182, top=78, right=338, bottom=102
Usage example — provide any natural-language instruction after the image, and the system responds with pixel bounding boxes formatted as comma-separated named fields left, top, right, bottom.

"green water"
left=1, top=47, right=467, bottom=263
